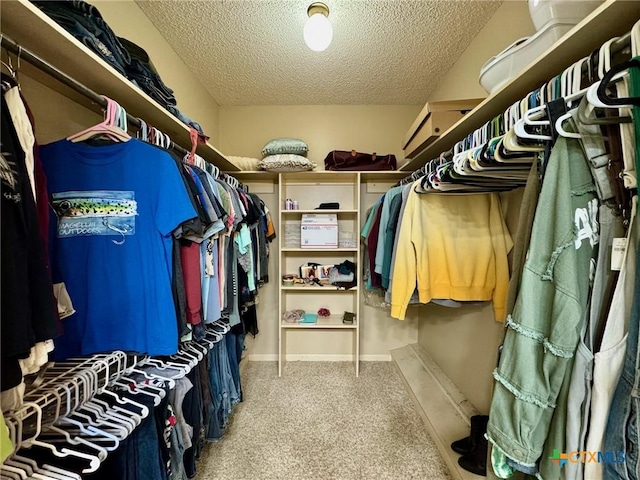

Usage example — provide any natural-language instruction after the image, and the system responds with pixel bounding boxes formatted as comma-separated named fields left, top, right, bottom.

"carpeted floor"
left=198, top=361, right=452, bottom=480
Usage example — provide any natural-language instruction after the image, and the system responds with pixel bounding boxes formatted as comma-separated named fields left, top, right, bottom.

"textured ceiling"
left=136, top=0, right=502, bottom=106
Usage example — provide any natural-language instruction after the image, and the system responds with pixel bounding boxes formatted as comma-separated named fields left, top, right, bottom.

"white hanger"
left=18, top=404, right=102, bottom=474
left=38, top=425, right=108, bottom=462
left=0, top=465, right=26, bottom=480
left=137, top=357, right=188, bottom=379
left=95, top=388, right=149, bottom=421
left=127, top=367, right=176, bottom=390
left=77, top=400, right=138, bottom=431
left=36, top=464, right=80, bottom=480
left=114, top=375, right=166, bottom=406
left=586, top=70, right=629, bottom=108
left=54, top=417, right=120, bottom=451
left=598, top=36, right=619, bottom=80
left=2, top=459, right=33, bottom=478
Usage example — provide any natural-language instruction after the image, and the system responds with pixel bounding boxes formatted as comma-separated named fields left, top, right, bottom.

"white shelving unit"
left=278, top=172, right=361, bottom=376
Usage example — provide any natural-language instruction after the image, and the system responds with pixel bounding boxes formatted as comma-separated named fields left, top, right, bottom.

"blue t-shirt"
left=40, top=139, right=197, bottom=359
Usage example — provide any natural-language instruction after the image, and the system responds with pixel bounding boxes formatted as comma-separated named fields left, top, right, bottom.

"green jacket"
left=487, top=133, right=599, bottom=477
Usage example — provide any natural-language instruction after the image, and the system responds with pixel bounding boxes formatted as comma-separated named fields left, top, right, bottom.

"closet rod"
left=0, top=33, right=237, bottom=182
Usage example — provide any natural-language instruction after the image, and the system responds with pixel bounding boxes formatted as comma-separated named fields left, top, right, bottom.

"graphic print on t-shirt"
left=51, top=190, right=137, bottom=241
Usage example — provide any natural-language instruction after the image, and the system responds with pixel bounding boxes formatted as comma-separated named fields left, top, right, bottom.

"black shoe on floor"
left=457, top=426, right=488, bottom=476
left=451, top=415, right=489, bottom=455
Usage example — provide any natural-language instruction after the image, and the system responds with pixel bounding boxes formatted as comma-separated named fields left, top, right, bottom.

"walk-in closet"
left=1, top=1, right=639, bottom=479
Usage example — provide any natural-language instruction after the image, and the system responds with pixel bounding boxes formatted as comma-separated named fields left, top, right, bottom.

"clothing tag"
left=611, top=238, right=627, bottom=271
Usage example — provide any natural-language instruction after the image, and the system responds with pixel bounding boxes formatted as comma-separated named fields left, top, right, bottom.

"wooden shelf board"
left=399, top=0, right=640, bottom=172
left=281, top=248, right=358, bottom=252
left=280, top=171, right=360, bottom=183
left=230, top=171, right=278, bottom=180
left=1, top=0, right=238, bottom=171
left=281, top=286, right=358, bottom=292
left=281, top=209, right=358, bottom=215
left=360, top=171, right=409, bottom=181
left=281, top=315, right=357, bottom=329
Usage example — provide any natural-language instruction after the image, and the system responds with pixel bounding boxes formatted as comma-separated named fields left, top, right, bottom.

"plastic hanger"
left=137, top=118, right=148, bottom=142
left=0, top=465, right=26, bottom=480
left=596, top=58, right=640, bottom=107
left=5, top=456, right=35, bottom=477
left=110, top=377, right=162, bottom=407
left=65, top=409, right=130, bottom=438
left=597, top=36, right=619, bottom=81
left=4, top=458, right=36, bottom=478
left=76, top=400, right=138, bottom=431
left=183, top=343, right=206, bottom=360
left=114, top=376, right=166, bottom=406
left=95, top=388, right=149, bottom=420
left=18, top=404, right=101, bottom=474
left=67, top=97, right=130, bottom=143
left=39, top=465, right=81, bottom=480
left=89, top=394, right=145, bottom=425
left=502, top=128, right=545, bottom=152
left=39, top=425, right=108, bottom=461
left=32, top=466, right=76, bottom=480
left=54, top=417, right=120, bottom=451
left=137, top=357, right=188, bottom=378
left=169, top=348, right=199, bottom=367
left=127, top=367, right=176, bottom=390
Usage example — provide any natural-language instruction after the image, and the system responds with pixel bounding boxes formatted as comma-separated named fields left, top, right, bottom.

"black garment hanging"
left=1, top=90, right=59, bottom=391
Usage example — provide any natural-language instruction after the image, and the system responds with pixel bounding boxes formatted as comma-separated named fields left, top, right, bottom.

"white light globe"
left=304, top=13, right=332, bottom=52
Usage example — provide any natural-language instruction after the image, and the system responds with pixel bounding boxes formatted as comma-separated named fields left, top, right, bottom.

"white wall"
left=427, top=0, right=535, bottom=102
left=219, top=105, right=422, bottom=166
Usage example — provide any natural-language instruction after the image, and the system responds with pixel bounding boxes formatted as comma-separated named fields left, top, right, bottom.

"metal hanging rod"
left=0, top=33, right=239, bottom=185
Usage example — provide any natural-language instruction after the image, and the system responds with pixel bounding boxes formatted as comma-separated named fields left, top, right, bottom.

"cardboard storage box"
left=301, top=214, right=338, bottom=249
left=403, top=99, right=482, bottom=159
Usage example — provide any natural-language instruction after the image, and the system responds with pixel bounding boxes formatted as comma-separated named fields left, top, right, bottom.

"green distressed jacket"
left=487, top=134, right=599, bottom=478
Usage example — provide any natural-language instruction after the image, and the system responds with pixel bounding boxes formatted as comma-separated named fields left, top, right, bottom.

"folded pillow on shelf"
left=258, top=154, right=317, bottom=172
left=261, top=138, right=309, bottom=157
left=227, top=156, right=262, bottom=171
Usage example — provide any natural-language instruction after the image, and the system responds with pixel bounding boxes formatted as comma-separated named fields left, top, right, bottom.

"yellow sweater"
left=390, top=186, right=513, bottom=321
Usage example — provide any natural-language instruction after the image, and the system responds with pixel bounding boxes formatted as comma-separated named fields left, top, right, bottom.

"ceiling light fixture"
left=304, top=2, right=332, bottom=52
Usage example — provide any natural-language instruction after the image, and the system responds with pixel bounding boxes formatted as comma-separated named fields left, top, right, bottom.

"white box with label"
left=301, top=214, right=338, bottom=249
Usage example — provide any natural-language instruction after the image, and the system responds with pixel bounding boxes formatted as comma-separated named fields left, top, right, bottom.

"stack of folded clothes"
left=31, top=0, right=206, bottom=136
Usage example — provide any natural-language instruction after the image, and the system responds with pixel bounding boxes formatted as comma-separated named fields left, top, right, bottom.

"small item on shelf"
left=259, top=154, right=316, bottom=172
left=262, top=138, right=309, bottom=157
left=282, top=309, right=305, bottom=323
left=292, top=200, right=299, bottom=210
left=317, top=308, right=331, bottom=317
left=315, top=202, right=340, bottom=210
left=339, top=231, right=356, bottom=248
left=284, top=221, right=301, bottom=248
left=324, top=150, right=397, bottom=171
left=342, top=312, right=355, bottom=324
left=300, top=313, right=318, bottom=324
left=328, top=260, right=357, bottom=289
left=282, top=275, right=295, bottom=287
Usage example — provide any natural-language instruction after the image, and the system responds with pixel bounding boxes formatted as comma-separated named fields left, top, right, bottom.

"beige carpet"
left=198, top=361, right=452, bottom=480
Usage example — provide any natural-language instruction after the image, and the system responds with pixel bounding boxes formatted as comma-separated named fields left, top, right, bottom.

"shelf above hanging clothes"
left=400, top=0, right=640, bottom=172
left=0, top=0, right=239, bottom=172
